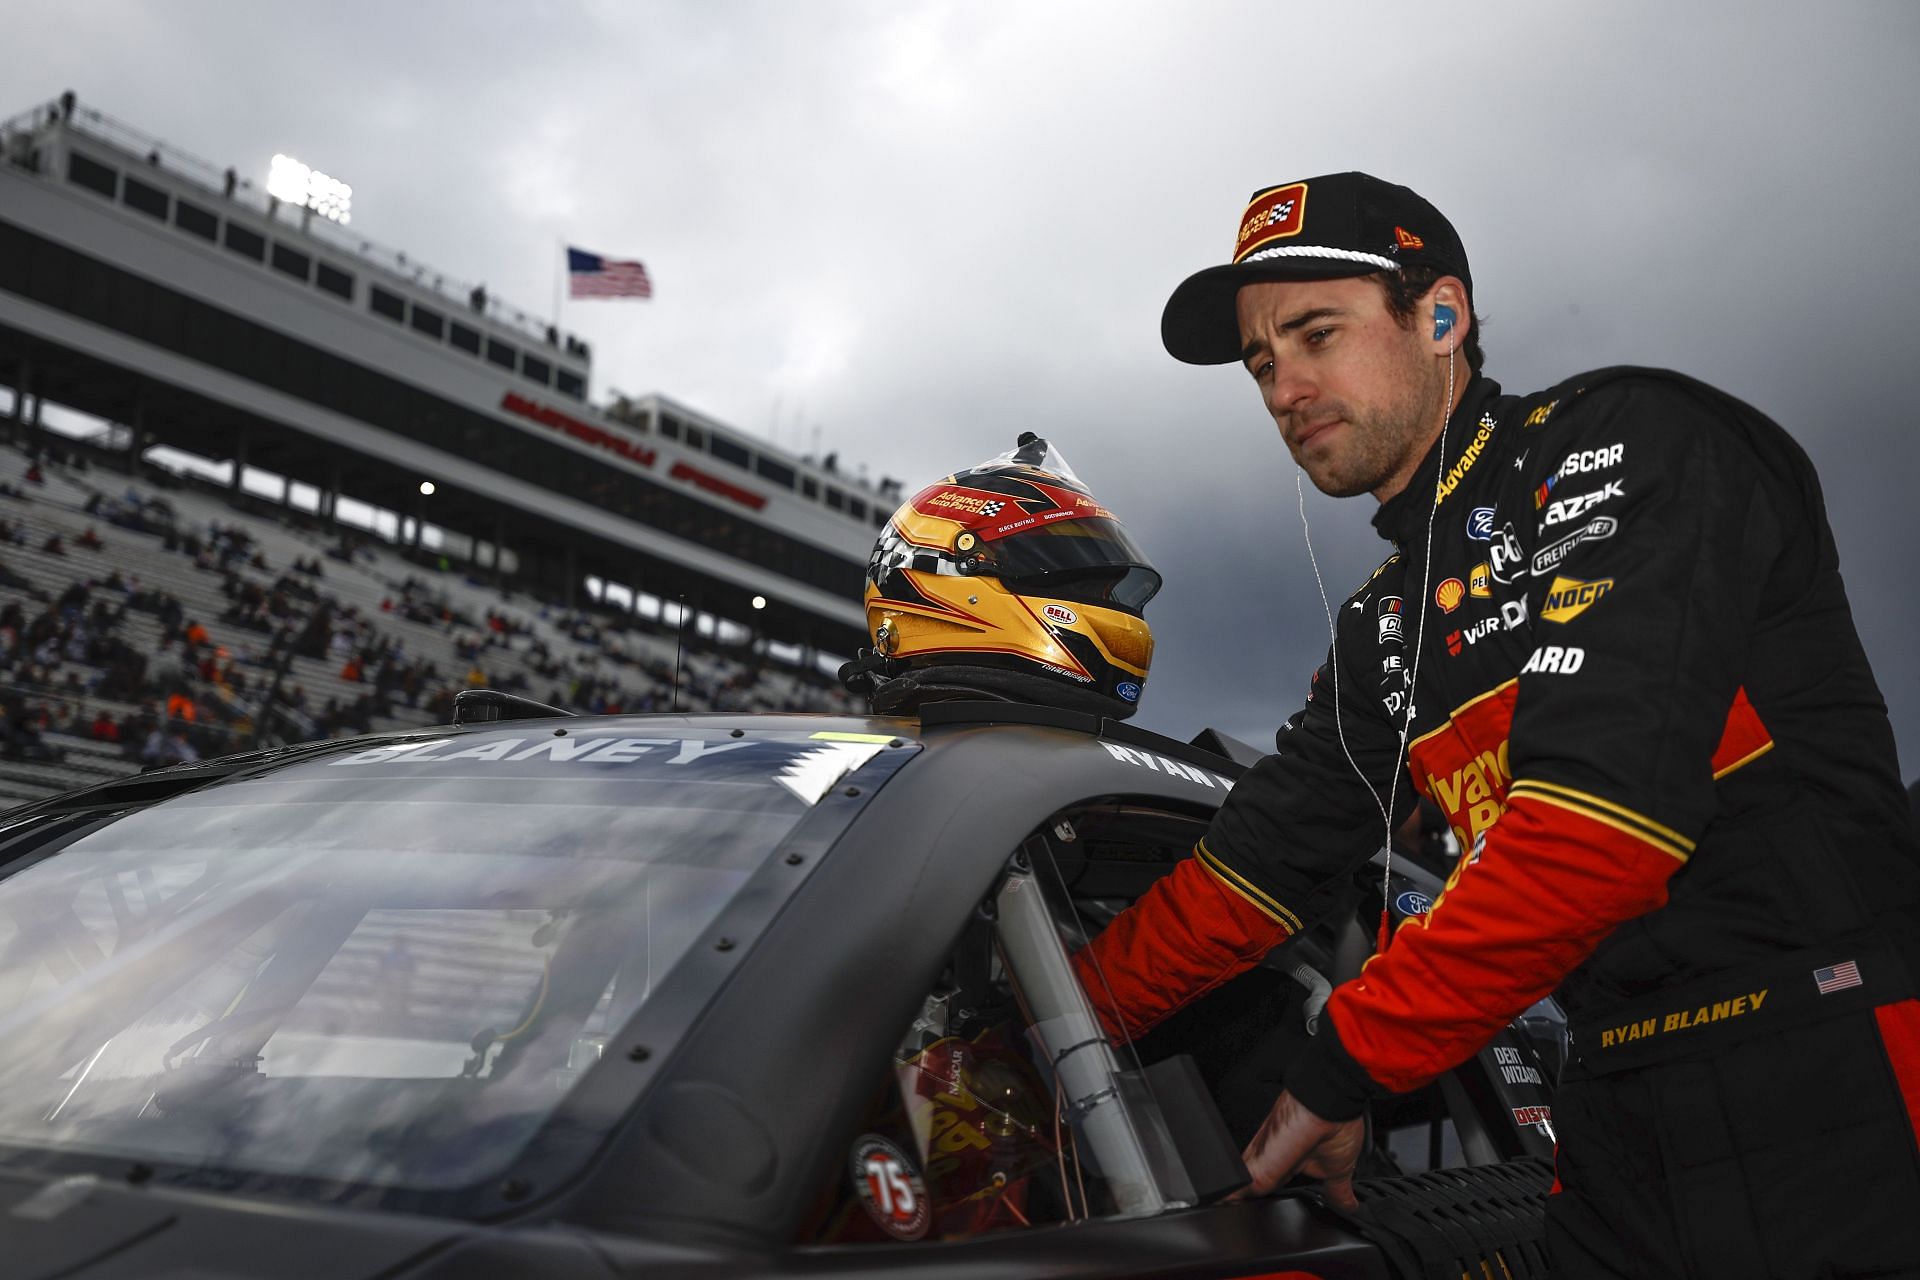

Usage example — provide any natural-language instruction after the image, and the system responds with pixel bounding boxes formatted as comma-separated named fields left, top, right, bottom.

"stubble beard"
left=1292, top=357, right=1443, bottom=501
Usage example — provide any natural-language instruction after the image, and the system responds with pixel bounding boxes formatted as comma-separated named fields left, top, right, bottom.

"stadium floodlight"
left=267, top=153, right=353, bottom=225
left=751, top=595, right=767, bottom=610
left=418, top=481, right=435, bottom=496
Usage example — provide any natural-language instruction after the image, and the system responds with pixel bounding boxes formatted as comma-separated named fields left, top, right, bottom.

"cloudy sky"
left=14, top=1, right=1920, bottom=772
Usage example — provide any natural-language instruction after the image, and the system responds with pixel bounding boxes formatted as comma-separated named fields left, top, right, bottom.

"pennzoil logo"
left=1234, top=182, right=1308, bottom=261
left=1541, top=575, right=1613, bottom=624
left=1434, top=414, right=1497, bottom=505
left=1468, top=563, right=1492, bottom=598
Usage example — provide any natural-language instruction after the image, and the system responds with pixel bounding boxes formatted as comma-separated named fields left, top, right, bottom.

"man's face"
left=1235, top=276, right=1445, bottom=501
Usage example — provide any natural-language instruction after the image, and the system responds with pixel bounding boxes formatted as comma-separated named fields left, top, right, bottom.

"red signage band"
left=670, top=460, right=768, bottom=512
left=501, top=392, right=656, bottom=469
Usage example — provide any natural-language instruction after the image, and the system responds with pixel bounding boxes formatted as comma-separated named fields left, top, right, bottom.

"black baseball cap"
left=1161, top=171, right=1472, bottom=365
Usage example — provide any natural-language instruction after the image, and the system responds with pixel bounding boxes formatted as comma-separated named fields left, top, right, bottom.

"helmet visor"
left=981, top=517, right=1162, bottom=614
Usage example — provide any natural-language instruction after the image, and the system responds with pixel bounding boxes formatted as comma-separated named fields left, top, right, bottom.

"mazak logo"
left=1532, top=516, right=1618, bottom=574
left=1543, top=480, right=1624, bottom=527
left=1467, top=507, right=1495, bottom=541
left=1541, top=575, right=1614, bottom=624
left=1042, top=603, right=1078, bottom=626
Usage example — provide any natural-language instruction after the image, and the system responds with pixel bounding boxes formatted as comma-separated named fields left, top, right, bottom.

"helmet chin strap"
left=1296, top=341, right=1456, bottom=954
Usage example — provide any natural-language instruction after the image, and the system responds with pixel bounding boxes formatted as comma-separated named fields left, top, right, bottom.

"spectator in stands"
left=76, top=527, right=103, bottom=552
left=341, top=654, right=364, bottom=683
left=40, top=532, right=64, bottom=556
left=184, top=620, right=210, bottom=648
left=89, top=709, right=119, bottom=743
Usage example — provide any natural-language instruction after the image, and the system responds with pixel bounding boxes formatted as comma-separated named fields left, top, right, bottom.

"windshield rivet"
left=715, top=937, right=736, bottom=952
left=844, top=785, right=861, bottom=797
left=553, top=728, right=567, bottom=737
left=627, top=1044, right=651, bottom=1062
left=500, top=1178, right=532, bottom=1201
left=888, top=739, right=904, bottom=748
left=785, top=852, right=804, bottom=865
left=730, top=728, right=745, bottom=738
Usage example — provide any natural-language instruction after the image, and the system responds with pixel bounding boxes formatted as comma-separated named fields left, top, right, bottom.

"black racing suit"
left=1080, top=368, right=1920, bottom=1276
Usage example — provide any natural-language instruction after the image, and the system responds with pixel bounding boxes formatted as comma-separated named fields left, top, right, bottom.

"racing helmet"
left=846, top=434, right=1160, bottom=719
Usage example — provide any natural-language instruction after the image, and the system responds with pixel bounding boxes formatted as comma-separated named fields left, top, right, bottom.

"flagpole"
left=551, top=238, right=565, bottom=336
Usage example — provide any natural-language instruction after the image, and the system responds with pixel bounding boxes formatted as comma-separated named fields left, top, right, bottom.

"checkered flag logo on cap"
left=980, top=500, right=1005, bottom=516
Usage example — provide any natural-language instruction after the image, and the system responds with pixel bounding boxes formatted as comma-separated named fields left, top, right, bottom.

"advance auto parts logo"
left=1434, top=414, right=1497, bottom=506
left=1235, top=182, right=1308, bottom=261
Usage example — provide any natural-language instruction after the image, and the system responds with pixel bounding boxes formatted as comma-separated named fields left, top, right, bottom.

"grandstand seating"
left=0, top=443, right=858, bottom=810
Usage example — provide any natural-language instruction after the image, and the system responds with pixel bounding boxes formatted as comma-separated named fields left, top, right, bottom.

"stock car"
left=0, top=694, right=1561, bottom=1279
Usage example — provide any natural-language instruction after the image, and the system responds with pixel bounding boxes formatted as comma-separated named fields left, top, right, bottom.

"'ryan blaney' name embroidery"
left=1598, top=989, right=1769, bottom=1049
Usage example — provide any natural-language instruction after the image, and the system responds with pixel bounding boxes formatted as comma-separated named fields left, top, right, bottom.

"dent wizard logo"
left=1434, top=414, right=1497, bottom=505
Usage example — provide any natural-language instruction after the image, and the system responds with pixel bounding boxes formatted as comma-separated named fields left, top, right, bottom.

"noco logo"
left=1541, top=575, right=1614, bottom=623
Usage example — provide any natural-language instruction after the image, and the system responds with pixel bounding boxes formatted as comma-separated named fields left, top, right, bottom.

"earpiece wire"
left=1295, top=339, right=1457, bottom=953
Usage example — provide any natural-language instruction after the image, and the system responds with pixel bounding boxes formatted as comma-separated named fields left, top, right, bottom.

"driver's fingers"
left=1317, top=1166, right=1359, bottom=1212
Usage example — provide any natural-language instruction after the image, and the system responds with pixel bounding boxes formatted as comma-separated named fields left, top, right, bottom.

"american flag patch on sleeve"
left=1813, top=960, right=1863, bottom=994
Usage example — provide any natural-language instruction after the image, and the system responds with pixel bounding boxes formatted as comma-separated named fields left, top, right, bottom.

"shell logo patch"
left=850, top=1135, right=930, bottom=1240
left=1042, top=603, right=1078, bottom=626
left=1235, top=182, right=1308, bottom=261
left=1434, top=578, right=1466, bottom=613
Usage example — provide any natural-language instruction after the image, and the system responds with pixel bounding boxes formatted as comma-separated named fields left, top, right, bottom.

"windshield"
left=0, top=726, right=902, bottom=1194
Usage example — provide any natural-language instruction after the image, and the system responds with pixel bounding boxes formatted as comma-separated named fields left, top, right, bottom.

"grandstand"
left=0, top=444, right=857, bottom=806
left=0, top=92, right=881, bottom=808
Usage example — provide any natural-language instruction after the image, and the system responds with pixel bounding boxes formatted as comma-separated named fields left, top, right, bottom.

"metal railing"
left=1, top=95, right=585, bottom=358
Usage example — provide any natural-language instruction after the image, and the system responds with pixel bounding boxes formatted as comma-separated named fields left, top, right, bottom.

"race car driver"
left=1071, top=172, right=1920, bottom=1276
left=841, top=433, right=1160, bottom=721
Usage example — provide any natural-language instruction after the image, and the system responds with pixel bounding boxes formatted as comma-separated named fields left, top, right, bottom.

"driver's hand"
left=1233, top=1089, right=1365, bottom=1210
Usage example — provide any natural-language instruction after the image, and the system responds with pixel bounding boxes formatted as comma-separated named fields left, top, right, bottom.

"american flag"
left=1814, top=959, right=1863, bottom=995
left=568, top=247, right=652, bottom=299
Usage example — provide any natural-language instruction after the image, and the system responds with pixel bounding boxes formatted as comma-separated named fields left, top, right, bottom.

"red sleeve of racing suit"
left=1073, top=574, right=1414, bottom=1043
left=1286, top=374, right=1795, bottom=1120
left=1071, top=854, right=1293, bottom=1043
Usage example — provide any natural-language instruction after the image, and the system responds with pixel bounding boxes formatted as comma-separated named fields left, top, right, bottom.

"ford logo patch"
left=1467, top=507, right=1495, bottom=541
left=1115, top=681, right=1141, bottom=703
left=1394, top=889, right=1433, bottom=916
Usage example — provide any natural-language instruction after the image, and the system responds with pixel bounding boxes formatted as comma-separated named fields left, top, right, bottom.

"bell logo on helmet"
left=1043, top=603, right=1078, bottom=626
